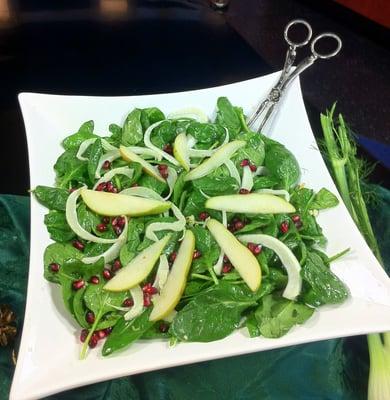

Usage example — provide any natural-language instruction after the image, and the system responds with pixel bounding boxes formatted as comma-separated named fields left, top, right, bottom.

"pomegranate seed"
left=249, top=164, right=257, bottom=172
left=89, top=275, right=100, bottom=285
left=163, top=144, right=173, bottom=155
left=240, top=159, right=250, bottom=167
left=142, top=283, right=151, bottom=293
left=169, top=252, right=177, bottom=263
left=96, top=329, right=107, bottom=339
left=96, top=182, right=107, bottom=192
left=253, top=245, right=262, bottom=255
left=199, top=211, right=209, bottom=221
left=280, top=221, right=289, bottom=234
left=104, top=327, right=113, bottom=335
left=80, top=329, right=89, bottom=343
left=86, top=311, right=95, bottom=324
left=88, top=333, right=99, bottom=348
left=159, top=322, right=169, bottom=333
left=96, top=223, right=107, bottom=232
left=222, top=264, right=232, bottom=273
left=113, top=225, right=123, bottom=236
left=112, top=216, right=125, bottom=228
left=72, top=279, right=85, bottom=290
left=102, top=160, right=111, bottom=170
left=112, top=259, right=122, bottom=272
left=103, top=269, right=112, bottom=280
left=157, top=164, right=169, bottom=179
left=143, top=293, right=152, bottom=307
left=122, top=298, right=134, bottom=307
left=193, top=250, right=202, bottom=259
left=149, top=286, right=158, bottom=295
left=247, top=242, right=256, bottom=253
left=295, top=220, right=303, bottom=229
left=228, top=223, right=236, bottom=232
left=102, top=216, right=110, bottom=224
left=73, top=240, right=85, bottom=251
left=49, top=263, right=60, bottom=272
left=234, top=220, right=244, bottom=231
left=223, top=255, right=229, bottom=263
left=68, top=187, right=76, bottom=193
left=111, top=187, right=118, bottom=193
left=239, top=188, right=250, bottom=195
left=292, top=215, right=301, bottom=223
left=106, top=181, right=114, bottom=192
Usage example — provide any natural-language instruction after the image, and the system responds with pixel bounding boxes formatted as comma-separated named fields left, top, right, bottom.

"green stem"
left=191, top=273, right=213, bottom=281
left=80, top=309, right=103, bottom=360
left=328, top=248, right=350, bottom=263
left=207, top=266, right=219, bottom=285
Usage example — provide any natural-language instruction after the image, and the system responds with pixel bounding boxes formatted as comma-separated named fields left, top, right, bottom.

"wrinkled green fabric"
left=1, top=184, right=389, bottom=400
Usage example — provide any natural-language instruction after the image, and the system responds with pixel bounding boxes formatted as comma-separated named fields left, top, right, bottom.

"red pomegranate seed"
left=223, top=255, right=230, bottom=263
left=234, top=220, right=244, bottom=231
left=222, top=264, right=232, bottom=273
left=253, top=245, right=262, bottom=255
left=80, top=329, right=89, bottom=343
left=112, top=216, right=125, bottom=228
left=249, top=164, right=257, bottom=172
left=103, top=269, right=112, bottom=280
left=112, top=259, right=122, bottom=272
left=142, top=283, right=151, bottom=293
left=199, top=211, right=209, bottom=221
left=122, top=298, right=134, bottom=307
left=88, top=333, right=99, bottom=348
left=86, top=311, right=95, bottom=324
left=113, top=225, right=123, bottom=236
left=111, top=187, right=118, bottom=193
left=228, top=223, right=236, bottom=232
left=96, top=223, right=107, bottom=232
left=102, top=216, right=110, bottom=224
left=295, top=220, right=303, bottom=229
left=49, top=263, right=60, bottom=273
left=159, top=322, right=169, bottom=333
left=105, top=181, right=114, bottom=192
left=292, top=215, right=301, bottom=223
left=72, top=279, right=85, bottom=290
left=193, top=250, right=202, bottom=259
left=169, top=252, right=177, bottom=263
left=102, top=160, right=111, bottom=170
left=157, top=164, right=169, bottom=179
left=72, top=240, right=85, bottom=251
left=90, top=275, right=100, bottom=285
left=96, top=329, right=107, bottom=340
left=280, top=221, right=289, bottom=234
left=143, top=293, right=152, bottom=307
left=240, top=159, right=249, bottom=167
left=68, top=187, right=76, bottom=193
left=104, top=327, right=113, bottom=335
left=247, top=242, right=256, bottom=253
left=96, top=182, right=107, bottom=191
left=239, top=188, right=250, bottom=195
left=163, top=144, right=173, bottom=155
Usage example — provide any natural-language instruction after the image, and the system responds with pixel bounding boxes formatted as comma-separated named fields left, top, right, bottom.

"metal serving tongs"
left=247, top=19, right=342, bottom=132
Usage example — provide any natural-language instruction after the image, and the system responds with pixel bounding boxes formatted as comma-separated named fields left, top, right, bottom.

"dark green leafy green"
left=140, top=107, right=165, bottom=131
left=186, top=122, right=225, bottom=144
left=87, top=138, right=103, bottom=183
left=311, top=188, right=339, bottom=210
left=119, top=219, right=144, bottom=265
left=107, top=123, right=122, bottom=146
left=54, top=150, right=88, bottom=188
left=122, top=109, right=143, bottom=146
left=44, top=210, right=75, bottom=242
left=233, top=132, right=265, bottom=167
left=252, top=176, right=279, bottom=190
left=62, top=121, right=96, bottom=151
left=192, top=176, right=239, bottom=196
left=215, top=97, right=241, bottom=139
left=33, top=186, right=69, bottom=211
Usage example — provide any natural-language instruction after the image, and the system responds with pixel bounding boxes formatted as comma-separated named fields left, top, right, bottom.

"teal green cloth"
left=1, top=185, right=389, bottom=400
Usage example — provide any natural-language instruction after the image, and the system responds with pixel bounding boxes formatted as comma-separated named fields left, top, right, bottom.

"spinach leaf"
left=138, top=174, right=167, bottom=195
left=183, top=280, right=213, bottom=298
left=301, top=252, right=348, bottom=305
left=233, top=132, right=265, bottom=167
left=182, top=190, right=207, bottom=217
left=44, top=210, right=75, bottom=242
left=186, top=122, right=224, bottom=145
left=33, top=186, right=69, bottom=211
left=54, top=150, right=88, bottom=188
left=291, top=187, right=314, bottom=213
left=171, top=282, right=256, bottom=342
left=172, top=171, right=187, bottom=206
left=73, top=288, right=89, bottom=328
left=62, top=121, right=96, bottom=151
left=252, top=176, right=279, bottom=190
left=246, top=312, right=261, bottom=337
left=107, top=123, right=122, bottom=146
left=122, top=109, right=143, bottom=146
left=254, top=294, right=314, bottom=338
left=77, top=203, right=101, bottom=234
left=263, top=140, right=300, bottom=190
left=84, top=283, right=127, bottom=317
left=190, top=226, right=220, bottom=273
left=142, top=323, right=171, bottom=340
left=192, top=176, right=239, bottom=196
left=102, top=309, right=154, bottom=356
left=140, top=107, right=165, bottom=131
left=311, top=188, right=339, bottom=210
left=119, top=219, right=144, bottom=265
left=215, top=97, right=241, bottom=139
left=87, top=138, right=103, bottom=183
left=150, top=120, right=178, bottom=148
left=236, top=215, right=273, bottom=234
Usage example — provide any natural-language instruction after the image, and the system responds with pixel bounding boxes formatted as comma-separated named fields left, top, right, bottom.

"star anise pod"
left=0, top=304, right=17, bottom=347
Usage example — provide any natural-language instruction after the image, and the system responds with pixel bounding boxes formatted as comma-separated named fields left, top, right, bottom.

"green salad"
left=33, top=97, right=349, bottom=359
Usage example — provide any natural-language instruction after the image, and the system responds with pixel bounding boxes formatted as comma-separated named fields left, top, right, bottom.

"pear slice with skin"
left=173, top=133, right=190, bottom=171
left=81, top=189, right=171, bottom=217
left=120, top=145, right=165, bottom=183
left=206, top=193, right=295, bottom=214
left=104, top=234, right=171, bottom=292
left=149, top=230, right=195, bottom=321
left=206, top=218, right=261, bottom=292
left=184, top=140, right=246, bottom=181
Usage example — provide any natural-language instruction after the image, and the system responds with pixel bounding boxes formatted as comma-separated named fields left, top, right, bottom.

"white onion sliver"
left=153, top=255, right=170, bottom=291
left=126, top=146, right=162, bottom=160
left=165, top=167, right=178, bottom=200
left=95, top=149, right=121, bottom=179
left=256, top=189, right=290, bottom=202
left=93, top=167, right=134, bottom=190
left=241, top=166, right=254, bottom=191
left=199, top=189, right=210, bottom=199
left=188, top=148, right=214, bottom=158
left=224, top=159, right=241, bottom=185
left=238, top=233, right=302, bottom=300
left=213, top=211, right=227, bottom=275
left=121, top=186, right=164, bottom=201
left=168, top=107, right=208, bottom=122
left=66, top=188, right=117, bottom=244
left=82, top=217, right=128, bottom=264
left=124, top=286, right=144, bottom=320
left=101, top=139, right=118, bottom=151
left=76, top=138, right=97, bottom=161
left=144, top=120, right=180, bottom=166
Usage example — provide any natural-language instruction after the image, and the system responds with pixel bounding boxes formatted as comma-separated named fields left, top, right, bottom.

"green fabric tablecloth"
left=1, top=185, right=389, bottom=400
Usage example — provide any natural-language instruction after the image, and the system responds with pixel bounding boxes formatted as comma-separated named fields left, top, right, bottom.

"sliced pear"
left=206, top=193, right=295, bottom=214
left=206, top=218, right=261, bottom=292
left=149, top=230, right=195, bottom=321
left=104, top=235, right=171, bottom=291
left=120, top=145, right=165, bottom=183
left=184, top=140, right=246, bottom=181
left=173, top=133, right=190, bottom=171
left=81, top=189, right=171, bottom=216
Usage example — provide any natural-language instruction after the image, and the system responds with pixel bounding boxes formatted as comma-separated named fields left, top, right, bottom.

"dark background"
left=0, top=0, right=389, bottom=195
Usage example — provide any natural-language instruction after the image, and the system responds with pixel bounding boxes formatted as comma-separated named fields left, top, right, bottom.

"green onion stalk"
left=320, top=105, right=390, bottom=400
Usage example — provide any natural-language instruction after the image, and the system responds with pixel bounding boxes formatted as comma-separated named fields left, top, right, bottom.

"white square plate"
left=11, top=72, right=390, bottom=400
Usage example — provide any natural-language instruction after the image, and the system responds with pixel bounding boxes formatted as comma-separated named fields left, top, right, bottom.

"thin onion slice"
left=168, top=107, right=208, bottom=122
left=224, top=159, right=241, bottom=185
left=166, top=167, right=178, bottom=200
left=213, top=211, right=227, bottom=275
left=126, top=146, right=162, bottom=160
left=95, top=149, right=121, bottom=179
left=238, top=233, right=302, bottom=300
left=241, top=165, right=254, bottom=191
left=153, top=255, right=170, bottom=291
left=93, top=167, right=134, bottom=190
left=76, top=138, right=117, bottom=161
left=256, top=189, right=290, bottom=202
left=65, top=188, right=117, bottom=244
left=124, top=285, right=144, bottom=321
left=144, top=121, right=180, bottom=166
left=188, top=129, right=229, bottom=159
left=121, top=186, right=163, bottom=201
left=82, top=217, right=128, bottom=264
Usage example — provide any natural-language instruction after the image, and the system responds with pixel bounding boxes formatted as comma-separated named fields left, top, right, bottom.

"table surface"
left=1, top=0, right=389, bottom=195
